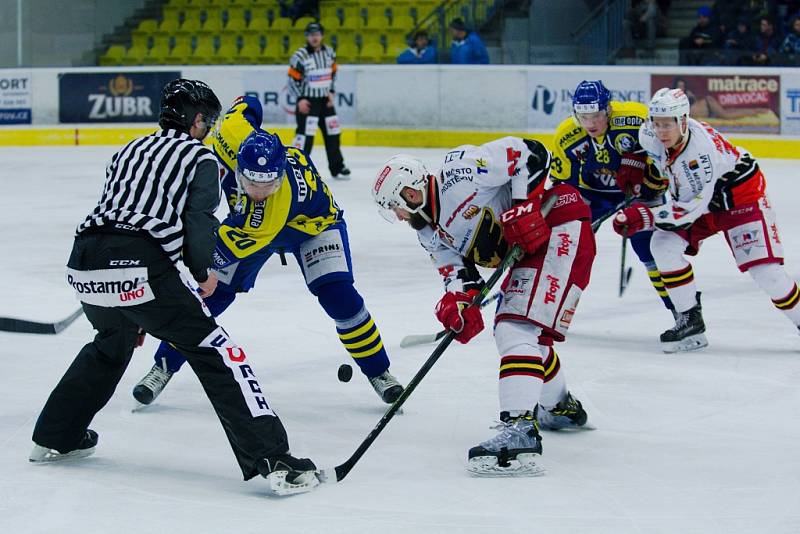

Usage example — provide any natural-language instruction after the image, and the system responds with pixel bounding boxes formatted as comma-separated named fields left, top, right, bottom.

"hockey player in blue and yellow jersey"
left=551, top=80, right=674, bottom=313
left=132, top=95, right=404, bottom=405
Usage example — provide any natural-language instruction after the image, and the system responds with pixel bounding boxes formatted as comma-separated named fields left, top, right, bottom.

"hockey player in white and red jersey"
left=372, top=137, right=596, bottom=476
left=613, top=87, right=800, bottom=352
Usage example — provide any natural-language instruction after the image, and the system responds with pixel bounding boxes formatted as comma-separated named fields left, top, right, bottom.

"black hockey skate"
left=368, top=370, right=404, bottom=403
left=332, top=166, right=351, bottom=181
left=661, top=292, right=707, bottom=353
left=133, top=360, right=173, bottom=405
left=257, top=454, right=320, bottom=496
left=467, top=411, right=545, bottom=477
left=29, top=429, right=99, bottom=463
left=536, top=392, right=591, bottom=431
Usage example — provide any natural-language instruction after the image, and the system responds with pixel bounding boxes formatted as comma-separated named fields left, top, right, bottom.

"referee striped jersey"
left=287, top=44, right=337, bottom=98
left=77, top=129, right=219, bottom=264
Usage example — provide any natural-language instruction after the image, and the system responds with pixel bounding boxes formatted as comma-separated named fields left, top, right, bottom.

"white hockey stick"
left=399, top=292, right=502, bottom=348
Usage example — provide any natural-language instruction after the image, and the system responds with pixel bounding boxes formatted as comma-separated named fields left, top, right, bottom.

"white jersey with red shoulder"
left=416, top=137, right=589, bottom=291
left=639, top=117, right=765, bottom=229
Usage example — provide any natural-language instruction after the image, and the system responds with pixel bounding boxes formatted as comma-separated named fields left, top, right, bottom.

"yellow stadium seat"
left=190, top=35, right=217, bottom=64
left=157, top=15, right=181, bottom=34
left=249, top=14, right=270, bottom=32
left=294, top=16, right=316, bottom=29
left=204, top=12, right=224, bottom=32
left=133, top=19, right=159, bottom=36
left=100, top=45, right=127, bottom=66
left=390, top=14, right=415, bottom=30
left=180, top=17, right=203, bottom=34
left=170, top=0, right=192, bottom=6
left=270, top=16, right=292, bottom=31
left=335, top=41, right=358, bottom=63
left=358, top=42, right=384, bottom=63
left=131, top=33, right=150, bottom=50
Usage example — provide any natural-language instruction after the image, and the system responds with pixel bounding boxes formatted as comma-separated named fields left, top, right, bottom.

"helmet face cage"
left=572, top=80, right=612, bottom=119
left=236, top=132, right=287, bottom=195
left=373, top=156, right=429, bottom=222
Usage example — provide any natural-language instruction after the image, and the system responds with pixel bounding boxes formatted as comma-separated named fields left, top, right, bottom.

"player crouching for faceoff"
left=613, top=88, right=800, bottom=353
left=372, top=138, right=596, bottom=476
left=133, top=96, right=404, bottom=406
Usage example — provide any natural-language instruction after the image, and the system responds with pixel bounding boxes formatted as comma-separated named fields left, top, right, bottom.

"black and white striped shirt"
left=77, top=129, right=219, bottom=266
left=287, top=44, right=337, bottom=98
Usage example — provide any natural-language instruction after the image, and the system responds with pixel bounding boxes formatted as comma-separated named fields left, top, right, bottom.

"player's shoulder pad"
left=553, top=116, right=585, bottom=149
left=226, top=95, right=263, bottom=130
left=441, top=144, right=484, bottom=181
left=608, top=101, right=647, bottom=130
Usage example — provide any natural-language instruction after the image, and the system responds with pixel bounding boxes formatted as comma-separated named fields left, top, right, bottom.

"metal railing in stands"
left=412, top=0, right=507, bottom=62
left=572, top=0, right=628, bottom=64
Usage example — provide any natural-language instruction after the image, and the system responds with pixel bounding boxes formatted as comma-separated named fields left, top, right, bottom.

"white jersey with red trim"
left=416, top=137, right=539, bottom=289
left=639, top=118, right=754, bottom=228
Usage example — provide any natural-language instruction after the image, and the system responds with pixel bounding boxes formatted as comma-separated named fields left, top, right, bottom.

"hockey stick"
left=316, top=244, right=525, bottom=485
left=619, top=191, right=634, bottom=297
left=590, top=199, right=627, bottom=233
left=399, top=291, right=502, bottom=348
left=0, top=307, right=84, bottom=335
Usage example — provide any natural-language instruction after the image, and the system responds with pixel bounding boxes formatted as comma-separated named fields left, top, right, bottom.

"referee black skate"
left=288, top=22, right=350, bottom=180
left=29, top=79, right=319, bottom=496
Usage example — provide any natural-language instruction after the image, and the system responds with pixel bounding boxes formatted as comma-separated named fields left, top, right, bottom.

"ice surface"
left=1, top=145, right=799, bottom=534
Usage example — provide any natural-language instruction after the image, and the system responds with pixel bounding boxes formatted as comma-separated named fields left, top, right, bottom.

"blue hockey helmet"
left=236, top=131, right=287, bottom=196
left=572, top=80, right=612, bottom=115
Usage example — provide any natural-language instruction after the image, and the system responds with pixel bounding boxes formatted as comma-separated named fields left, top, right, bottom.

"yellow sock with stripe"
left=645, top=261, right=675, bottom=311
left=336, top=306, right=389, bottom=378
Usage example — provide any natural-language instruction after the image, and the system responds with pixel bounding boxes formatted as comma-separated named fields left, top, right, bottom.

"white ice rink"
left=1, top=145, right=799, bottom=534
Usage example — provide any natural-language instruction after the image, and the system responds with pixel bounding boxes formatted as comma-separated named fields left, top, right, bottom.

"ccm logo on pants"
left=200, top=327, right=276, bottom=418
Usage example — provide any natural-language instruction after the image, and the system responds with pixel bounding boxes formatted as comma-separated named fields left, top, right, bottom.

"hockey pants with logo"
left=294, top=96, right=345, bottom=175
left=32, top=232, right=290, bottom=480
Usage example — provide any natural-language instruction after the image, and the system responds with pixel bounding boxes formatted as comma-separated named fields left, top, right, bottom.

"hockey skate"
left=332, top=166, right=351, bottom=181
left=661, top=293, right=707, bottom=353
left=368, top=370, right=404, bottom=403
left=467, top=412, right=546, bottom=477
left=132, top=360, right=173, bottom=405
left=257, top=454, right=320, bottom=496
left=29, top=429, right=98, bottom=463
left=536, top=392, right=592, bottom=431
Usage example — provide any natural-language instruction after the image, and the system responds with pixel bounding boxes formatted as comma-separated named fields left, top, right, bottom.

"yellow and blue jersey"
left=209, top=96, right=341, bottom=268
left=550, top=101, right=663, bottom=197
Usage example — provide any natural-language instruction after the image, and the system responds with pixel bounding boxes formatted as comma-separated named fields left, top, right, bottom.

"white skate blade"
left=466, top=453, right=546, bottom=477
left=662, top=332, right=708, bottom=353
left=29, top=444, right=95, bottom=463
left=265, top=470, right=320, bottom=496
left=539, top=422, right=597, bottom=432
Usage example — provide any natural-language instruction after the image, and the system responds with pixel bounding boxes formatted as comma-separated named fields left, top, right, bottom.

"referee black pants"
left=294, top=96, right=345, bottom=175
left=32, top=233, right=289, bottom=480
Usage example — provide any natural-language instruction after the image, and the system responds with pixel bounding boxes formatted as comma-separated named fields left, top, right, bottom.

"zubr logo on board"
left=59, top=71, right=180, bottom=123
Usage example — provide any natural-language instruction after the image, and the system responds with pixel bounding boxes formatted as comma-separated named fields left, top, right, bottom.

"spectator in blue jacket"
left=397, top=30, right=437, bottom=64
left=780, top=15, right=800, bottom=55
left=449, top=18, right=489, bottom=64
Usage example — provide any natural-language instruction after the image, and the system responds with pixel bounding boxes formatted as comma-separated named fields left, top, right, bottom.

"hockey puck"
left=337, top=363, right=353, bottom=382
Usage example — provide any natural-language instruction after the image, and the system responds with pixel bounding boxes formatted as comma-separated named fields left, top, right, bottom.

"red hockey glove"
left=500, top=198, right=551, bottom=255
left=435, top=290, right=484, bottom=344
left=616, top=152, right=647, bottom=196
left=612, top=203, right=654, bottom=237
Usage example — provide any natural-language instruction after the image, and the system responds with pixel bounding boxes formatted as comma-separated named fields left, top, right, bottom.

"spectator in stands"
left=397, top=30, right=437, bottom=64
left=724, top=17, right=757, bottom=64
left=279, top=0, right=319, bottom=22
left=751, top=16, right=782, bottom=64
left=448, top=18, right=489, bottom=64
left=779, top=14, right=800, bottom=61
left=679, top=6, right=718, bottom=65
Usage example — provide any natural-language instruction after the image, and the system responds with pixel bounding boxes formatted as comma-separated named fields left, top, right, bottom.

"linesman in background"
left=29, top=79, right=320, bottom=496
left=288, top=22, right=351, bottom=180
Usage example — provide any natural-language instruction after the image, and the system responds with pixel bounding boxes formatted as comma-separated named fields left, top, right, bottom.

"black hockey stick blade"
left=0, top=307, right=84, bottom=335
left=399, top=292, right=502, bottom=348
left=317, top=245, right=526, bottom=485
